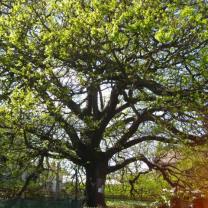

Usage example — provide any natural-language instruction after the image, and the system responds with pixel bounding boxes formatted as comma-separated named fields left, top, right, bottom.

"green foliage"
left=105, top=172, right=170, bottom=201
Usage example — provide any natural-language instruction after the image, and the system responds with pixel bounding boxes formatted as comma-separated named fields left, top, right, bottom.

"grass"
left=106, top=198, right=153, bottom=208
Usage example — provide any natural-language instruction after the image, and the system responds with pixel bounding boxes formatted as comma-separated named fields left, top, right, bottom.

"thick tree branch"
left=106, top=110, right=153, bottom=157
left=98, top=85, right=121, bottom=135
left=24, top=129, right=83, bottom=165
left=107, top=157, right=139, bottom=173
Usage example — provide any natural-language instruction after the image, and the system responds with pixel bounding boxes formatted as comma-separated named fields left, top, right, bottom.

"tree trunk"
left=85, top=161, right=108, bottom=207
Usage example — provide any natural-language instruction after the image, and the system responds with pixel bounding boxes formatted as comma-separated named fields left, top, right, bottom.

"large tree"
left=0, top=0, right=207, bottom=206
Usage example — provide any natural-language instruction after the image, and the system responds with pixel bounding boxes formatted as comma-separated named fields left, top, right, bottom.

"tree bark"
left=85, top=160, right=108, bottom=207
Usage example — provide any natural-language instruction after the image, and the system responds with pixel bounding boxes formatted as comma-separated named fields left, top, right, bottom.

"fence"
left=0, top=198, right=83, bottom=208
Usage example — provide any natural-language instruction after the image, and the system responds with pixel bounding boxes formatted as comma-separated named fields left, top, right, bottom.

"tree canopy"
left=0, top=0, right=207, bottom=207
